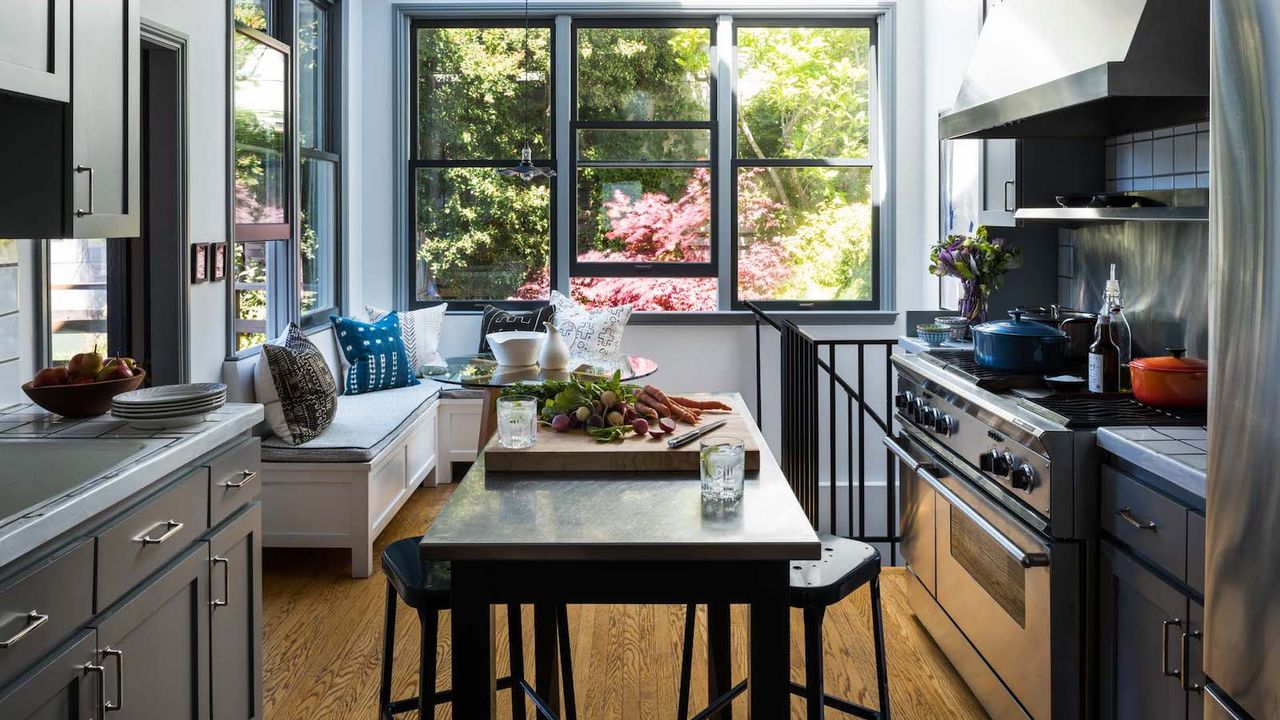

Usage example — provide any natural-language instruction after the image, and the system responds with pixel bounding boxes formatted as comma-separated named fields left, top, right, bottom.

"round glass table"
left=427, top=354, right=658, bottom=389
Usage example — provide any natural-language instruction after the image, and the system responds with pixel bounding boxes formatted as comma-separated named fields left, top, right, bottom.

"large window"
left=410, top=22, right=554, bottom=307
left=404, top=14, right=884, bottom=313
left=299, top=0, right=340, bottom=320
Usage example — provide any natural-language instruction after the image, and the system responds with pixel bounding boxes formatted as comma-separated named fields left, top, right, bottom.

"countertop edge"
left=1097, top=427, right=1207, bottom=506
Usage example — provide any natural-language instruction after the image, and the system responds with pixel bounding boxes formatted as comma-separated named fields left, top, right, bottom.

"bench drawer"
left=95, top=468, right=209, bottom=611
left=207, top=437, right=261, bottom=527
left=0, top=539, right=93, bottom=689
left=1100, top=465, right=1188, bottom=582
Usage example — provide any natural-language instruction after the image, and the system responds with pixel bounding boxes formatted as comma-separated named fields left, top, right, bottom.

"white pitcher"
left=539, top=321, right=571, bottom=370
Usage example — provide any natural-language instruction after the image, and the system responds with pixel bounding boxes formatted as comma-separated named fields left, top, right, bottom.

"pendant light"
left=499, top=0, right=556, bottom=181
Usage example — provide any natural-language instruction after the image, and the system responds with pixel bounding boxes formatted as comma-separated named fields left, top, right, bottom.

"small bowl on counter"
left=1130, top=348, right=1208, bottom=409
left=934, top=316, right=970, bottom=342
left=916, top=324, right=952, bottom=347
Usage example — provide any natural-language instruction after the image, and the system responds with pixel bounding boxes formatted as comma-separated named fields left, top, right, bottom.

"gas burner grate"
left=1021, top=393, right=1206, bottom=429
left=921, top=349, right=1051, bottom=391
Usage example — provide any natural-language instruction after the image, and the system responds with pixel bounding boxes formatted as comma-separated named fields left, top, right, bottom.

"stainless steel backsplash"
left=1057, top=222, right=1209, bottom=358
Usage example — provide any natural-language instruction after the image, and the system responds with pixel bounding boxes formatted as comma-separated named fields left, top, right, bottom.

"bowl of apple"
left=22, top=351, right=146, bottom=418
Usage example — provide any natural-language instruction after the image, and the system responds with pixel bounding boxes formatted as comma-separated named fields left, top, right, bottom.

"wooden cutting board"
left=483, top=395, right=761, bottom=473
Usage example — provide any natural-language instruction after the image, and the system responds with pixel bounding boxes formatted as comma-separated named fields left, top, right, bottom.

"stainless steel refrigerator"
left=1206, top=1, right=1280, bottom=718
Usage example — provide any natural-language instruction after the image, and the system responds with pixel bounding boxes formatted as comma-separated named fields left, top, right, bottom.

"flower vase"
left=539, top=321, right=571, bottom=370
left=959, top=282, right=988, bottom=327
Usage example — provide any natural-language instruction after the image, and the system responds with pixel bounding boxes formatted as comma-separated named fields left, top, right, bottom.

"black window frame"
left=297, top=0, right=342, bottom=327
left=569, top=17, right=719, bottom=282
left=729, top=18, right=881, bottom=312
left=406, top=18, right=559, bottom=312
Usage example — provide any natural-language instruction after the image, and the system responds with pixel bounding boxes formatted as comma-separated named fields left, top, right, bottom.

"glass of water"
left=496, top=395, right=538, bottom=449
left=700, top=437, right=746, bottom=503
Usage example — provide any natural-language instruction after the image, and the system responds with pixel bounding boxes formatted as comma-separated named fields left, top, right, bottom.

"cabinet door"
left=0, top=0, right=70, bottom=102
left=93, top=544, right=211, bottom=720
left=1099, top=543, right=1189, bottom=720
left=208, top=502, right=263, bottom=720
left=70, top=0, right=139, bottom=238
left=1186, top=600, right=1205, bottom=720
left=979, top=139, right=1017, bottom=226
left=0, top=630, right=99, bottom=720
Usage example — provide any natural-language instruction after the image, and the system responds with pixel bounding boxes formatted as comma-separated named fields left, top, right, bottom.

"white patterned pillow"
left=549, top=290, right=632, bottom=359
left=254, top=324, right=338, bottom=445
left=366, top=303, right=447, bottom=375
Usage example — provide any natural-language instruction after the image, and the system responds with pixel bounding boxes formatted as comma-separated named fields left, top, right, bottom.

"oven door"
left=921, top=459, right=1055, bottom=720
left=885, top=432, right=937, bottom=594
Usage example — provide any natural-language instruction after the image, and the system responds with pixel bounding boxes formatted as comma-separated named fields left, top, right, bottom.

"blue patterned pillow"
left=329, top=313, right=419, bottom=395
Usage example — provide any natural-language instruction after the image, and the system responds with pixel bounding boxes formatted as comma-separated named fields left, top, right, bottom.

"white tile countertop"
left=1096, top=425, right=1207, bottom=507
left=0, top=402, right=263, bottom=568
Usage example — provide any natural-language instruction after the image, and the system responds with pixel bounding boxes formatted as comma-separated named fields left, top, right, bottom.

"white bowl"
left=485, top=331, right=546, bottom=367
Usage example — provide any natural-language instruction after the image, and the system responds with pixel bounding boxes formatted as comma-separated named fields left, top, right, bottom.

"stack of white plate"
left=111, top=383, right=227, bottom=429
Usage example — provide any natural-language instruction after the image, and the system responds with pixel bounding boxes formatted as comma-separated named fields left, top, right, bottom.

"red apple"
left=68, top=349, right=104, bottom=379
left=31, top=367, right=69, bottom=388
left=96, top=363, right=134, bottom=382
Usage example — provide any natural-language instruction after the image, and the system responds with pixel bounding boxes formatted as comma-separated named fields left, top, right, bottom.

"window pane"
left=300, top=157, right=337, bottom=314
left=736, top=166, right=873, bottom=302
left=577, top=27, right=711, bottom=121
left=234, top=32, right=287, bottom=226
left=575, top=167, right=710, bottom=263
left=416, top=26, right=551, bottom=160
left=234, top=242, right=270, bottom=350
left=414, top=168, right=550, bottom=302
left=570, top=276, right=717, bottom=312
left=298, top=0, right=327, bottom=150
left=233, top=0, right=270, bottom=31
left=48, top=239, right=107, bottom=363
left=737, top=27, right=871, bottom=160
left=577, top=128, right=710, bottom=162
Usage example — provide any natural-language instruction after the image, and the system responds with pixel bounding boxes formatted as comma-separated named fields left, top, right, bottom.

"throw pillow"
left=549, top=290, right=632, bottom=359
left=366, top=303, right=447, bottom=374
left=330, top=313, right=420, bottom=395
left=478, top=304, right=555, bottom=354
left=253, top=323, right=338, bottom=446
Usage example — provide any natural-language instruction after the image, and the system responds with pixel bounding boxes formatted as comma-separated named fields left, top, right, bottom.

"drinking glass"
left=700, top=437, right=746, bottom=502
left=496, top=395, right=538, bottom=449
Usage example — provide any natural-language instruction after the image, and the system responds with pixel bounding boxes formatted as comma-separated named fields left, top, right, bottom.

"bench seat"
left=262, top=381, right=440, bottom=463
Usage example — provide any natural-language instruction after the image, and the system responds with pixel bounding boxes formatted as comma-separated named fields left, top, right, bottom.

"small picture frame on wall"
left=191, top=243, right=209, bottom=284
left=210, top=242, right=226, bottom=281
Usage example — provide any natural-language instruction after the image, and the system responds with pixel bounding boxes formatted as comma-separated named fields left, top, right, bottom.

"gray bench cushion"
left=438, top=386, right=486, bottom=400
left=261, top=381, right=441, bottom=463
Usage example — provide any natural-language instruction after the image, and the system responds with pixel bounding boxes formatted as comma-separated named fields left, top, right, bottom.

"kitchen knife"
left=666, top=419, right=729, bottom=449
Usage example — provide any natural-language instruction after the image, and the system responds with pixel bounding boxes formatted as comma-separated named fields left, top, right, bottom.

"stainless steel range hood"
left=940, top=0, right=1208, bottom=140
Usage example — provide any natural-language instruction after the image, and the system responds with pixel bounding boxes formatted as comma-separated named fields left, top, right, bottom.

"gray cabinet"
left=0, top=0, right=70, bottom=102
left=980, top=139, right=1018, bottom=227
left=0, top=630, right=100, bottom=720
left=92, top=544, right=211, bottom=720
left=208, top=502, right=263, bottom=720
left=1100, top=542, right=1203, bottom=720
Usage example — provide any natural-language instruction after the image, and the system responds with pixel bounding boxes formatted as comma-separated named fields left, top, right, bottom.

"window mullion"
left=715, top=14, right=734, bottom=312
left=554, top=14, right=573, bottom=298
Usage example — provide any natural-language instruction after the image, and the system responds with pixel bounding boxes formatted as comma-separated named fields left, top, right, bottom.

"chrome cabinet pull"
left=1181, top=629, right=1203, bottom=692
left=135, top=519, right=184, bottom=545
left=102, top=647, right=124, bottom=711
left=1117, top=506, right=1158, bottom=530
left=1004, top=179, right=1015, bottom=212
left=75, top=165, right=95, bottom=216
left=0, top=611, right=48, bottom=648
left=1162, top=618, right=1183, bottom=677
left=222, top=469, right=257, bottom=488
left=83, top=661, right=107, bottom=718
left=212, top=556, right=231, bottom=608
left=917, top=465, right=1050, bottom=569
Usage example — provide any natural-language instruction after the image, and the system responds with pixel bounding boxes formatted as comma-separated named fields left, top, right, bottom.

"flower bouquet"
left=929, top=226, right=1022, bottom=326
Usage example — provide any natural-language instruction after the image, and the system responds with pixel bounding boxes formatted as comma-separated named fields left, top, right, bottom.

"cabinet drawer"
left=207, top=437, right=261, bottom=527
left=0, top=539, right=93, bottom=689
left=1100, top=465, right=1188, bottom=582
left=96, top=468, right=209, bottom=611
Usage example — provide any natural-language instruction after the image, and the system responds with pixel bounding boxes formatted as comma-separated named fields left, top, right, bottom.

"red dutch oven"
left=1129, top=348, right=1208, bottom=409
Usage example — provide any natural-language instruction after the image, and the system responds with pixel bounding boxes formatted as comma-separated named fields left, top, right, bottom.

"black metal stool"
left=378, top=536, right=578, bottom=720
left=676, top=533, right=891, bottom=720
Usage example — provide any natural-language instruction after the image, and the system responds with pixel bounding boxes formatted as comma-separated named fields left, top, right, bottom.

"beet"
left=658, top=417, right=677, bottom=434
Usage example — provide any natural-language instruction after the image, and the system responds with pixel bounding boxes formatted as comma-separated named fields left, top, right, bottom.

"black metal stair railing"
left=746, top=302, right=900, bottom=563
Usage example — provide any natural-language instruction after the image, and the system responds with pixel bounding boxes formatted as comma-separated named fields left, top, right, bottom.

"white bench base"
left=435, top=396, right=482, bottom=484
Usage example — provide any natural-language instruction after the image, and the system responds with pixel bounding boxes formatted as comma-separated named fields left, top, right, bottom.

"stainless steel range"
left=888, top=350, right=1206, bottom=719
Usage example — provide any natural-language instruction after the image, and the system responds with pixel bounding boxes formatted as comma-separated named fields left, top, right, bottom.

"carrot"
left=635, top=391, right=670, bottom=418
left=668, top=395, right=732, bottom=412
left=633, top=400, right=660, bottom=420
left=644, top=386, right=698, bottom=424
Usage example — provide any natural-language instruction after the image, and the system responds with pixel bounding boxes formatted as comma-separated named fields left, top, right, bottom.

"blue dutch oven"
left=972, top=311, right=1070, bottom=373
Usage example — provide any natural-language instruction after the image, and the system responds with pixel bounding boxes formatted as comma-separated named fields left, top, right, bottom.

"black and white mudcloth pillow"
left=549, top=290, right=632, bottom=359
left=253, top=323, right=338, bottom=446
left=478, top=305, right=555, bottom=354
left=366, top=303, right=447, bottom=374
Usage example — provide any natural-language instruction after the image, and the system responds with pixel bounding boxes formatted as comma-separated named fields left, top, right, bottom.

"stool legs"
left=418, top=608, right=438, bottom=719
left=870, top=579, right=891, bottom=720
left=379, top=583, right=396, bottom=720
left=677, top=605, right=696, bottom=720
left=508, top=604, right=527, bottom=720
left=802, top=605, right=825, bottom=720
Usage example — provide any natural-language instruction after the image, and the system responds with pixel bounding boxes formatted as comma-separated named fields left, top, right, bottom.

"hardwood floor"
left=262, top=483, right=988, bottom=719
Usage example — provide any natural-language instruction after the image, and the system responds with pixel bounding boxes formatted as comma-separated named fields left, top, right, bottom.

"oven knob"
left=895, top=391, right=915, bottom=410
left=980, top=449, right=999, bottom=471
left=933, top=413, right=957, bottom=436
left=922, top=407, right=940, bottom=426
left=909, top=398, right=926, bottom=422
left=1011, top=463, right=1037, bottom=493
left=992, top=452, right=1014, bottom=476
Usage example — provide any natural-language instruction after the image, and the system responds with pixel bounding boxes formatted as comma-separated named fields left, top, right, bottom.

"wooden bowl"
left=22, top=369, right=147, bottom=418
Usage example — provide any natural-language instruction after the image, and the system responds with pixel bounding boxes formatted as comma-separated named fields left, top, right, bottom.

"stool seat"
left=790, top=533, right=880, bottom=608
left=381, top=536, right=451, bottom=610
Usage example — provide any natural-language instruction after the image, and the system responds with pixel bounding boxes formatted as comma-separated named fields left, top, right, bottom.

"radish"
left=631, top=417, right=649, bottom=435
left=658, top=417, right=677, bottom=434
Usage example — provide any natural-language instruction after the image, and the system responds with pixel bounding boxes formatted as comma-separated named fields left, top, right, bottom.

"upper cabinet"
left=943, top=138, right=1104, bottom=230
left=0, top=0, right=70, bottom=102
left=0, top=0, right=139, bottom=239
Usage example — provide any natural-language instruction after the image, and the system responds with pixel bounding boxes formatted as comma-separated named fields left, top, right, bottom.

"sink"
left=0, top=438, right=156, bottom=523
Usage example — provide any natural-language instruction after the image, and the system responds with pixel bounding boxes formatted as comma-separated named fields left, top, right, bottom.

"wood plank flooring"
left=262, top=483, right=988, bottom=719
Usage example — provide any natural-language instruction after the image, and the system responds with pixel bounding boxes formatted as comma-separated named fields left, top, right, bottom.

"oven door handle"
left=883, top=436, right=920, bottom=473
left=916, top=465, right=1050, bottom=569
